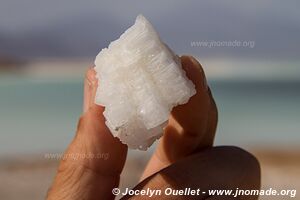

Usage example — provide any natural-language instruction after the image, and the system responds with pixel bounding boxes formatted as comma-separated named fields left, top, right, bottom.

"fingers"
left=195, top=87, right=218, bottom=151
left=123, top=147, right=260, bottom=200
left=83, top=68, right=104, bottom=114
left=47, top=68, right=127, bottom=200
left=83, top=68, right=93, bottom=113
left=141, top=56, right=218, bottom=180
left=169, top=56, right=217, bottom=151
left=79, top=68, right=127, bottom=172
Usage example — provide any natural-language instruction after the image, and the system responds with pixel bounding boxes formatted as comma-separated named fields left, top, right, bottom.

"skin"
left=46, top=56, right=260, bottom=200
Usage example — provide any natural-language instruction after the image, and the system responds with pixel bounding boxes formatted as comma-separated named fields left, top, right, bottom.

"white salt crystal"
left=94, top=15, right=196, bottom=150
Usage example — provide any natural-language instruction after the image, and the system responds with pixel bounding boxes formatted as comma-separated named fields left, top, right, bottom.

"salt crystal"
left=94, top=15, right=196, bottom=150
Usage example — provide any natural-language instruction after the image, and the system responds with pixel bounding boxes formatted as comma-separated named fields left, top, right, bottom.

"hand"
left=46, top=56, right=260, bottom=200
left=141, top=55, right=218, bottom=179
left=46, top=66, right=127, bottom=199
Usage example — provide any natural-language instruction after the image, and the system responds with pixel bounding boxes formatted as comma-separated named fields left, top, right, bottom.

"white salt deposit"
left=94, top=15, right=196, bottom=150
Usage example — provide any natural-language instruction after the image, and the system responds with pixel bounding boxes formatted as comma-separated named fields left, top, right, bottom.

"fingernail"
left=87, top=79, right=92, bottom=86
left=203, top=73, right=208, bottom=91
left=87, top=68, right=98, bottom=88
left=189, top=56, right=203, bottom=73
left=189, top=56, right=208, bottom=91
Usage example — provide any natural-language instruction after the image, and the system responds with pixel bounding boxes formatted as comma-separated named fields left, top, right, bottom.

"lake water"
left=0, top=77, right=299, bottom=156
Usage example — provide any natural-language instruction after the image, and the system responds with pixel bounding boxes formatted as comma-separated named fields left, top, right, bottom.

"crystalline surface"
left=94, top=15, right=196, bottom=150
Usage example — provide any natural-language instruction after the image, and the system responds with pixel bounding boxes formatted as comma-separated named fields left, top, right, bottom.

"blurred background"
left=0, top=0, right=299, bottom=199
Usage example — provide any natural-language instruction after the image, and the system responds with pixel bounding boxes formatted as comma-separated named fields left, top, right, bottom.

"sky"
left=0, top=0, right=299, bottom=59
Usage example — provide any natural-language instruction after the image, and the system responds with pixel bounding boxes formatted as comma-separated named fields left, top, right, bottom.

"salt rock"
left=94, top=15, right=196, bottom=150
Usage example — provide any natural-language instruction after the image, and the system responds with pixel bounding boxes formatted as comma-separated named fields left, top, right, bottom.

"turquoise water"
left=0, top=78, right=299, bottom=155
left=210, top=80, right=300, bottom=147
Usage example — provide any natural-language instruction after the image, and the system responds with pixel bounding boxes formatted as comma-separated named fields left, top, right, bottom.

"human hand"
left=47, top=56, right=259, bottom=200
left=141, top=55, right=218, bottom=179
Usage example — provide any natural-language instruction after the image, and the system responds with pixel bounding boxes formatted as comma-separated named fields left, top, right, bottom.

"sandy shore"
left=0, top=149, right=299, bottom=200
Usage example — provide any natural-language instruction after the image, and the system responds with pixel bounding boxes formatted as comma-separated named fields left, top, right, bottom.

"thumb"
left=47, top=68, right=127, bottom=200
